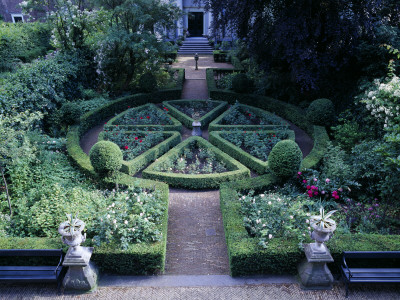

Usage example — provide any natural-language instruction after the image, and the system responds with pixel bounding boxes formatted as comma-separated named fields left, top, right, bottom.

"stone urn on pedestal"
left=58, top=214, right=98, bottom=291
left=191, top=112, right=202, bottom=137
left=298, top=208, right=337, bottom=290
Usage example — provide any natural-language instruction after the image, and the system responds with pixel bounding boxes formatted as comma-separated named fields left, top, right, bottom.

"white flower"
left=260, top=194, right=265, bottom=197
left=131, top=228, right=135, bottom=232
left=140, top=212, right=144, bottom=217
left=107, top=214, right=110, bottom=219
left=268, top=201, right=272, bottom=205
left=111, top=203, right=115, bottom=207
left=306, top=219, right=309, bottom=224
left=268, top=234, right=273, bottom=239
left=126, top=197, right=129, bottom=200
left=290, top=216, right=294, bottom=219
left=113, top=219, right=117, bottom=224
left=124, top=220, right=128, bottom=224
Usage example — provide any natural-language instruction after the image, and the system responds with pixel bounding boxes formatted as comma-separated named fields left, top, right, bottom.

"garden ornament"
left=195, top=53, right=199, bottom=70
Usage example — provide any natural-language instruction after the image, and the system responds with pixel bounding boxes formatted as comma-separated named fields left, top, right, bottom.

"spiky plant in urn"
left=310, top=207, right=337, bottom=254
left=58, top=213, right=86, bottom=256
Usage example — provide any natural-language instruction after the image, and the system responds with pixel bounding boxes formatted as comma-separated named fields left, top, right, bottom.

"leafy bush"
left=89, top=141, right=123, bottom=176
left=306, top=98, right=335, bottom=126
left=139, top=73, right=158, bottom=93
left=232, top=73, right=253, bottom=93
left=216, top=73, right=238, bottom=90
left=268, top=140, right=302, bottom=178
left=60, top=102, right=81, bottom=125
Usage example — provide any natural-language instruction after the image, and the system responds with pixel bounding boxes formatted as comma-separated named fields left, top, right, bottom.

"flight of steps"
left=178, top=37, right=214, bottom=55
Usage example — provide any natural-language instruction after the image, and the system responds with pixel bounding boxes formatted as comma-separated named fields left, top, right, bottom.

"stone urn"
left=58, top=214, right=86, bottom=256
left=309, top=208, right=337, bottom=254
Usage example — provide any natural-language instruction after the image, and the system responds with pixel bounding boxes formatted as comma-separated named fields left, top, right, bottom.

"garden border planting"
left=219, top=176, right=400, bottom=276
left=209, top=130, right=295, bottom=174
left=162, top=99, right=228, bottom=129
left=208, top=103, right=290, bottom=131
left=98, top=131, right=182, bottom=175
left=142, top=136, right=251, bottom=189
left=104, top=103, right=182, bottom=132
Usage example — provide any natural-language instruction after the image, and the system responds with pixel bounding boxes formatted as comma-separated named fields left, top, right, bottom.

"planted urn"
left=309, top=207, right=337, bottom=254
left=58, top=213, right=86, bottom=256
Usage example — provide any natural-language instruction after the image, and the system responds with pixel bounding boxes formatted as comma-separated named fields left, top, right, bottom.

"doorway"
left=188, top=12, right=204, bottom=37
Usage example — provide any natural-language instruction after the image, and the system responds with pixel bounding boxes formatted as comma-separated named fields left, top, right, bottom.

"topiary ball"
left=232, top=73, right=253, bottom=93
left=139, top=72, right=157, bottom=93
left=89, top=141, right=123, bottom=176
left=268, top=140, right=302, bottom=178
left=60, top=102, right=81, bottom=125
left=306, top=98, right=335, bottom=126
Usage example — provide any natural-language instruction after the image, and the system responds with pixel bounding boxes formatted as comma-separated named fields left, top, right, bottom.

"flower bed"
left=162, top=99, right=228, bottom=129
left=209, top=102, right=289, bottom=131
left=98, top=129, right=182, bottom=176
left=209, top=130, right=295, bottom=174
left=142, top=136, right=250, bottom=189
left=105, top=103, right=182, bottom=132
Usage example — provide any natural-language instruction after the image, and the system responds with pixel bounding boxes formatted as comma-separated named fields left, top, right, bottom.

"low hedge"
left=300, top=125, right=329, bottom=170
left=142, top=136, right=250, bottom=189
left=220, top=176, right=400, bottom=276
left=213, top=50, right=229, bottom=62
left=164, top=51, right=178, bottom=61
left=0, top=175, right=170, bottom=275
left=98, top=131, right=182, bottom=176
left=104, top=103, right=182, bottom=132
left=209, top=130, right=295, bottom=174
left=208, top=103, right=290, bottom=132
left=162, top=99, right=228, bottom=129
left=79, top=68, right=184, bottom=135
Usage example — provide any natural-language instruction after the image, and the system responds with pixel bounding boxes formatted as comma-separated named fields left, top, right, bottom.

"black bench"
left=341, top=251, right=400, bottom=297
left=0, top=249, right=64, bottom=290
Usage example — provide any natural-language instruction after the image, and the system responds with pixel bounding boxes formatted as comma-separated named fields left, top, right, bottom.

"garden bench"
left=0, top=249, right=64, bottom=290
left=341, top=251, right=400, bottom=297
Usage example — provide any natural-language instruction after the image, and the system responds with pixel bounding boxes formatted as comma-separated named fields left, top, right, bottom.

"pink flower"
left=302, top=180, right=307, bottom=183
left=325, top=178, right=330, bottom=183
left=306, top=185, right=311, bottom=190
left=313, top=178, right=318, bottom=182
left=124, top=146, right=128, bottom=150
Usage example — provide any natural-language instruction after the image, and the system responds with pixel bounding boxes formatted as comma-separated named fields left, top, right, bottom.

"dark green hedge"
left=213, top=50, right=229, bottom=62
left=164, top=51, right=178, bottom=61
left=105, top=103, right=182, bottom=132
left=98, top=131, right=182, bottom=176
left=142, top=136, right=250, bottom=189
left=220, top=177, right=400, bottom=276
left=208, top=103, right=290, bottom=132
left=209, top=130, right=295, bottom=174
left=300, top=126, right=329, bottom=170
left=79, top=68, right=184, bottom=135
left=162, top=99, right=228, bottom=129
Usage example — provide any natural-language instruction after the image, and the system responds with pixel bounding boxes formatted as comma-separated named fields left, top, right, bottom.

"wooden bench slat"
left=0, top=271, right=59, bottom=276
left=347, top=278, right=400, bottom=283
left=0, top=266, right=57, bottom=271
left=0, top=276, right=58, bottom=281
left=343, top=251, right=400, bottom=259
left=349, top=268, right=400, bottom=274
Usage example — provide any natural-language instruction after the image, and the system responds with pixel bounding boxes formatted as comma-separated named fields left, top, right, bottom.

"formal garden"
left=1, top=0, right=400, bottom=295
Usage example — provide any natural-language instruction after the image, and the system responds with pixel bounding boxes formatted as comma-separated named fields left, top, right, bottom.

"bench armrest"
left=54, top=250, right=63, bottom=276
left=342, top=256, right=352, bottom=278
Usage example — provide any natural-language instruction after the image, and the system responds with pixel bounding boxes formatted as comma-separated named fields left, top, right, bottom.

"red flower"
left=105, top=122, right=107, bottom=125
left=249, top=113, right=251, bottom=116
left=128, top=106, right=130, bottom=108
left=306, top=185, right=311, bottom=190
left=135, top=137, right=138, bottom=140
left=124, top=146, right=128, bottom=150
left=139, top=140, right=142, bottom=143
left=146, top=116, right=150, bottom=119
left=140, top=117, right=143, bottom=119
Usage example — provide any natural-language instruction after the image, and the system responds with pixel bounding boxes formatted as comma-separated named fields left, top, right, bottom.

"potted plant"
left=309, top=207, right=337, bottom=253
left=58, top=213, right=86, bottom=255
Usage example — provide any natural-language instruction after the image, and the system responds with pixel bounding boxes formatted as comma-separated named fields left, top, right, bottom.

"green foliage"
left=89, top=141, right=123, bottom=176
left=268, top=140, right=302, bottom=178
left=232, top=73, right=253, bottom=93
left=332, top=111, right=366, bottom=152
left=216, top=72, right=238, bottom=90
left=0, top=21, right=52, bottom=72
left=306, top=98, right=335, bottom=126
left=60, top=102, right=82, bottom=125
left=139, top=73, right=158, bottom=93
left=321, top=143, right=354, bottom=185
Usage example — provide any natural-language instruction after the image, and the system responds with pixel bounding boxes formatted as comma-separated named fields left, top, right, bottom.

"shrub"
left=89, top=141, right=123, bottom=176
left=60, top=102, right=81, bottom=125
left=139, top=73, right=158, bottom=93
left=306, top=98, right=335, bottom=126
left=268, top=140, right=302, bottom=178
left=232, top=73, right=253, bottom=93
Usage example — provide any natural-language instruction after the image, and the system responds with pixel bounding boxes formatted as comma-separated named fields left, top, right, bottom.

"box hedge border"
left=98, top=131, right=182, bottom=176
left=0, top=174, right=170, bottom=275
left=142, top=136, right=251, bottom=189
left=207, top=68, right=329, bottom=170
left=209, top=130, right=295, bottom=174
left=208, top=103, right=290, bottom=132
left=162, top=99, right=228, bottom=129
left=220, top=176, right=400, bottom=276
left=104, top=103, right=182, bottom=132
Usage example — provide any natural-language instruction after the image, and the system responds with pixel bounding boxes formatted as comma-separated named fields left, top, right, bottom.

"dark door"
left=188, top=12, right=203, bottom=37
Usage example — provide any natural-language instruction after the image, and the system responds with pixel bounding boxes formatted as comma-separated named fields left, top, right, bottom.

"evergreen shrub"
left=306, top=98, right=335, bottom=126
left=89, top=141, right=123, bottom=175
left=268, top=140, right=302, bottom=178
left=139, top=73, right=157, bottom=93
left=232, top=73, right=253, bottom=93
left=60, top=102, right=81, bottom=125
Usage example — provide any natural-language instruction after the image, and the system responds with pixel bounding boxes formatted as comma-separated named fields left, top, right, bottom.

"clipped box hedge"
left=213, top=50, right=229, bottom=62
left=0, top=174, right=170, bottom=275
left=209, top=130, right=295, bottom=174
left=104, top=103, right=182, bottom=132
left=220, top=176, right=400, bottom=276
left=98, top=131, right=182, bottom=176
left=208, top=103, right=290, bottom=132
left=162, top=99, right=228, bottom=129
left=142, top=136, right=250, bottom=189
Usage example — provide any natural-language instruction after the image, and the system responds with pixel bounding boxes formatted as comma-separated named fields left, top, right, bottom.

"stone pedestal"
left=192, top=121, right=202, bottom=137
left=298, top=243, right=334, bottom=290
left=62, top=247, right=98, bottom=291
